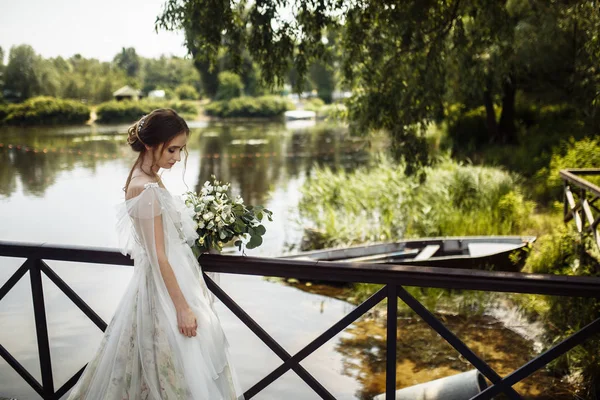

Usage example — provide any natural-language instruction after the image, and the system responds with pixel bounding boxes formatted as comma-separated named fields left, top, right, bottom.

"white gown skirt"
left=67, top=240, right=242, bottom=400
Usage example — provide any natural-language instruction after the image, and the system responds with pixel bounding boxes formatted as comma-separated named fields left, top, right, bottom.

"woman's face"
left=154, top=132, right=188, bottom=169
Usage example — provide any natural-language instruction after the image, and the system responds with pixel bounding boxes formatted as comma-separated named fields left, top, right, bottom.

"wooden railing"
left=1, top=240, right=599, bottom=400
left=561, top=168, right=600, bottom=252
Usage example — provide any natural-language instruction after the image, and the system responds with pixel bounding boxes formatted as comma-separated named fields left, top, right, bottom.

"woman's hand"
left=176, top=306, right=198, bottom=338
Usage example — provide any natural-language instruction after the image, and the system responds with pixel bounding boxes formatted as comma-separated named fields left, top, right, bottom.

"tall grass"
left=299, top=157, right=535, bottom=250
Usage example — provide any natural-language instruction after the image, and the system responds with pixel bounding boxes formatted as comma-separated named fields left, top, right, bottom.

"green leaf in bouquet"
left=234, top=219, right=246, bottom=232
left=255, top=225, right=266, bottom=235
left=246, top=235, right=263, bottom=249
left=257, top=212, right=263, bottom=220
left=264, top=209, right=273, bottom=221
left=234, top=240, right=243, bottom=250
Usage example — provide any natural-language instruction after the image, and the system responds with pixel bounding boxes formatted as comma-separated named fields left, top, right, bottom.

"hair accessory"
left=138, top=115, right=147, bottom=134
left=133, top=115, right=148, bottom=146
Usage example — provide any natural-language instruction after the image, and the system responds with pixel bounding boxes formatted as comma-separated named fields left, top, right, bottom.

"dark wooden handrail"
left=1, top=240, right=599, bottom=400
left=199, top=253, right=600, bottom=297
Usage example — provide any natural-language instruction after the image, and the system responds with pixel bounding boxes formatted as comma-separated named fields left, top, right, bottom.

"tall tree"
left=0, top=46, right=5, bottom=99
left=4, top=45, right=41, bottom=101
left=113, top=47, right=141, bottom=78
left=157, top=0, right=600, bottom=170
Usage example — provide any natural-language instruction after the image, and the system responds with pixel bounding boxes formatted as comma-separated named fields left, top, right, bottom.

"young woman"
left=68, top=109, right=243, bottom=399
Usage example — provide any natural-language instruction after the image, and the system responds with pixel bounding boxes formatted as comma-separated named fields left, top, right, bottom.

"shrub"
left=204, top=96, right=294, bottom=118
left=303, top=97, right=325, bottom=112
left=96, top=99, right=198, bottom=123
left=545, top=137, right=600, bottom=198
left=215, top=72, right=244, bottom=101
left=319, top=103, right=347, bottom=121
left=2, top=96, right=90, bottom=125
left=175, top=84, right=199, bottom=100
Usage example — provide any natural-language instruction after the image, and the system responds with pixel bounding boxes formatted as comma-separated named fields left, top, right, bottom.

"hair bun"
left=126, top=123, right=145, bottom=151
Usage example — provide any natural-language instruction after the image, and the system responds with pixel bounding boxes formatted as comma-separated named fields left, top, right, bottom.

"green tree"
left=175, top=83, right=199, bottom=99
left=114, top=47, right=141, bottom=78
left=142, top=56, right=201, bottom=94
left=0, top=46, right=5, bottom=101
left=158, top=0, right=600, bottom=171
left=309, top=62, right=335, bottom=104
left=37, top=59, right=61, bottom=98
left=4, top=45, right=41, bottom=101
left=215, top=71, right=243, bottom=100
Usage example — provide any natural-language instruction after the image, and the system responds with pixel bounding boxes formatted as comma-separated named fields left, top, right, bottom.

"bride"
left=68, top=109, right=243, bottom=399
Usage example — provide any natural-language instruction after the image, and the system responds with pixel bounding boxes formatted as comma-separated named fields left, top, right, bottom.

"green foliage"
left=174, top=84, right=199, bottom=100
left=319, top=104, right=347, bottom=121
left=1, top=96, right=90, bottom=125
left=521, top=226, right=600, bottom=398
left=547, top=137, right=600, bottom=192
left=0, top=44, right=205, bottom=105
left=158, top=0, right=600, bottom=173
left=538, top=138, right=600, bottom=198
left=95, top=99, right=198, bottom=123
left=143, top=56, right=201, bottom=95
left=303, top=97, right=325, bottom=112
left=299, top=158, right=534, bottom=249
left=204, top=96, right=293, bottom=118
left=215, top=72, right=244, bottom=101
left=309, top=61, right=336, bottom=104
left=113, top=47, right=140, bottom=78
left=4, top=45, right=41, bottom=101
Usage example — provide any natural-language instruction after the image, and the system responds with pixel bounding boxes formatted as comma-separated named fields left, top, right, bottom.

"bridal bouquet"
left=184, top=175, right=273, bottom=256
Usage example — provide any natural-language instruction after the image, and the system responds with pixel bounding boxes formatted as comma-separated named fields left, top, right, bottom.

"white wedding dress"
left=67, top=182, right=243, bottom=400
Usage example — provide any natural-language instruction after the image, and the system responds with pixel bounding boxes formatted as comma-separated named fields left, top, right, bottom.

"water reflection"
left=0, top=121, right=374, bottom=206
left=336, top=314, right=575, bottom=399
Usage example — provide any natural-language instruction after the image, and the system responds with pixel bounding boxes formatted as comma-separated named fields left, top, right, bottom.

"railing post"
left=386, top=284, right=397, bottom=400
left=563, top=181, right=568, bottom=221
left=580, top=187, right=586, bottom=264
left=30, top=259, right=54, bottom=399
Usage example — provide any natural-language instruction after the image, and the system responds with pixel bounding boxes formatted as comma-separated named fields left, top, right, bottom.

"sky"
left=0, top=0, right=189, bottom=63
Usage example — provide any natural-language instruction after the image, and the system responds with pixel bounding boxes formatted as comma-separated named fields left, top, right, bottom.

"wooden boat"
left=282, top=236, right=536, bottom=272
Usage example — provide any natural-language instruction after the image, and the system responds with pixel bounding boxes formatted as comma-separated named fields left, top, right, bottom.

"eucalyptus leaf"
left=246, top=235, right=263, bottom=249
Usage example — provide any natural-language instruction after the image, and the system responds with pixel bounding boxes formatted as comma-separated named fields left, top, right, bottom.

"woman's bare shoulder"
left=126, top=176, right=159, bottom=201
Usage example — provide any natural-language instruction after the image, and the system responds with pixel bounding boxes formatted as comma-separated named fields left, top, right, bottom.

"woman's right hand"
left=176, top=306, right=198, bottom=338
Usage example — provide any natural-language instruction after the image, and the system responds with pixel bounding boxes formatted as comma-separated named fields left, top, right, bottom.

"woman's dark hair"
left=123, top=108, right=190, bottom=193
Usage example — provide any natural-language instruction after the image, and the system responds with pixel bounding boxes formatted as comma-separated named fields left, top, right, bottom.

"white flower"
left=203, top=212, right=214, bottom=221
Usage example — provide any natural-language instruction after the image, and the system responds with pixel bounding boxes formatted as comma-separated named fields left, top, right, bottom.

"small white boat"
left=284, top=110, right=317, bottom=120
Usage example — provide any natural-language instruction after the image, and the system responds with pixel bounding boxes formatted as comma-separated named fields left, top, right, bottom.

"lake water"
left=0, top=120, right=573, bottom=399
left=0, top=119, right=381, bottom=399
